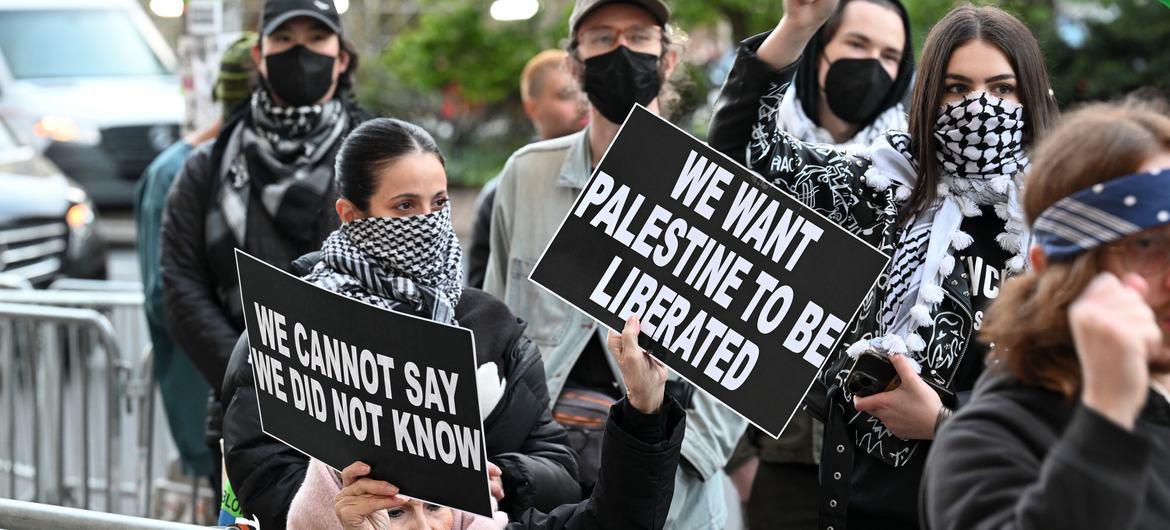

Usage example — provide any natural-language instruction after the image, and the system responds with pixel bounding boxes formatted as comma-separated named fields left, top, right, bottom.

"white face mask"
left=933, top=91, right=1026, bottom=178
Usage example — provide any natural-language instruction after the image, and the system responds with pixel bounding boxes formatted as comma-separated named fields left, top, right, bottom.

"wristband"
left=934, top=405, right=954, bottom=436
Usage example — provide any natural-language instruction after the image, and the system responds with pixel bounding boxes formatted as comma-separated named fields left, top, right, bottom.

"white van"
left=0, top=0, right=183, bottom=209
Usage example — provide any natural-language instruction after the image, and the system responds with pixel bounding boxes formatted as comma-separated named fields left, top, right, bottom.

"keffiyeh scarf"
left=855, top=92, right=1031, bottom=357
left=211, top=90, right=349, bottom=248
left=305, top=206, right=464, bottom=325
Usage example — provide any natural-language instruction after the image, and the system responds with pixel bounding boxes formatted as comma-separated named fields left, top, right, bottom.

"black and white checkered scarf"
left=304, top=206, right=463, bottom=325
left=211, top=90, right=349, bottom=247
left=860, top=92, right=1029, bottom=356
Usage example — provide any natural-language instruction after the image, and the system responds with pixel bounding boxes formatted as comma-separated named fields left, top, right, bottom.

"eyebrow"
left=843, top=32, right=872, bottom=45
left=945, top=73, right=1017, bottom=83
left=390, top=193, right=420, bottom=201
left=843, top=32, right=902, bottom=56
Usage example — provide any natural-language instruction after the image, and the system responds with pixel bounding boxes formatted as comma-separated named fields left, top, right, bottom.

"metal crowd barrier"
left=0, top=498, right=206, bottom=529
left=0, top=281, right=167, bottom=519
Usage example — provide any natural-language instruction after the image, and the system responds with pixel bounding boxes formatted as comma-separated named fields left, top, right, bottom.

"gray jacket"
left=485, top=128, right=748, bottom=530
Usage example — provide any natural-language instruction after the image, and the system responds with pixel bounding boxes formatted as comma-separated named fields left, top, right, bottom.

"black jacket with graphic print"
left=221, top=257, right=581, bottom=529
left=709, top=33, right=1004, bottom=529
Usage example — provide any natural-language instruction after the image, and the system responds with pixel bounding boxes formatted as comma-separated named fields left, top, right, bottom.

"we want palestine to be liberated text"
left=248, top=304, right=482, bottom=472
left=574, top=149, right=837, bottom=389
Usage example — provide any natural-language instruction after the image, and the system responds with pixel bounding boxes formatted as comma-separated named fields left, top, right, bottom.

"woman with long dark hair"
left=923, top=98, right=1170, bottom=530
left=709, top=0, right=1058, bottom=527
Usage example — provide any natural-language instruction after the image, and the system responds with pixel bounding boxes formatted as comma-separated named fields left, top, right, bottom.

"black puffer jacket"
left=221, top=264, right=581, bottom=528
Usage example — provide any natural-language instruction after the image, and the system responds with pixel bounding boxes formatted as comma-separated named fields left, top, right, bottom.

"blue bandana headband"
left=1033, top=168, right=1170, bottom=261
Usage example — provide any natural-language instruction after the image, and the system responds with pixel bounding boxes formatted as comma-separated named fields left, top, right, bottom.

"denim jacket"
left=485, top=129, right=748, bottom=529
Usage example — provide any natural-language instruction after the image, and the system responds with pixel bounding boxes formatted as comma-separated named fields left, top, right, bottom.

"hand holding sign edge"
left=334, top=461, right=405, bottom=529
left=608, top=316, right=668, bottom=414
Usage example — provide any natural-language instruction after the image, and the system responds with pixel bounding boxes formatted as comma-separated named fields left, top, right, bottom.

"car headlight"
left=33, top=115, right=101, bottom=145
left=64, top=193, right=98, bottom=260
left=66, top=201, right=95, bottom=230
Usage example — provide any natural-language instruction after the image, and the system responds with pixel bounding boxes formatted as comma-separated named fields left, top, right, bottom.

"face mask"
left=345, top=205, right=460, bottom=281
left=583, top=46, right=662, bottom=124
left=263, top=44, right=337, bottom=107
left=822, top=56, right=894, bottom=124
left=933, top=92, right=1026, bottom=178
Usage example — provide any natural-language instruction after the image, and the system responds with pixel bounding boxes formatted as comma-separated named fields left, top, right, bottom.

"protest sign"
left=530, top=106, right=889, bottom=438
left=235, top=251, right=492, bottom=517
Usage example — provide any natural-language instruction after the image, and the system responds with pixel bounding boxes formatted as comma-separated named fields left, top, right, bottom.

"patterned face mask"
left=933, top=92, right=1026, bottom=179
left=320, top=204, right=463, bottom=323
left=345, top=205, right=461, bottom=283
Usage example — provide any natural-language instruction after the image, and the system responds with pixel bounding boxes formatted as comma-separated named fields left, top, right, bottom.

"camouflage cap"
left=215, top=32, right=260, bottom=119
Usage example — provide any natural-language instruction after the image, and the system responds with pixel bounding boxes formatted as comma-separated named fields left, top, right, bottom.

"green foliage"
left=670, top=0, right=782, bottom=39
left=381, top=2, right=559, bottom=104
left=1044, top=0, right=1170, bottom=103
left=358, top=0, right=1168, bottom=186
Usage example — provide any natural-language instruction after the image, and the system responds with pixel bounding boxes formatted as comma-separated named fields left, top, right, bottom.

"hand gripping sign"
left=236, top=251, right=493, bottom=517
left=529, top=106, right=888, bottom=438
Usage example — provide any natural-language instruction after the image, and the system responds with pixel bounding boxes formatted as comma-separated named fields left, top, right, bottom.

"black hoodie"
left=794, top=0, right=914, bottom=132
left=922, top=366, right=1170, bottom=529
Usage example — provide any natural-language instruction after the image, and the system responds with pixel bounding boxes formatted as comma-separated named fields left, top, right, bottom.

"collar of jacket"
left=556, top=127, right=594, bottom=190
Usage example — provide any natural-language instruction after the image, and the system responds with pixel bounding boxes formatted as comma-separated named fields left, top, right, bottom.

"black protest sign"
left=235, top=251, right=492, bottom=517
left=530, top=106, right=888, bottom=438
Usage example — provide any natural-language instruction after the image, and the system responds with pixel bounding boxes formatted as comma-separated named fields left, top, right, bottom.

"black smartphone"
left=844, top=351, right=899, bottom=397
left=844, top=351, right=959, bottom=405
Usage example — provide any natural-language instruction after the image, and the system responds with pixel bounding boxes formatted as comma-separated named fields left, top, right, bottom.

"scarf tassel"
left=905, top=333, right=927, bottom=353
left=911, top=304, right=934, bottom=328
left=956, top=195, right=981, bottom=217
left=938, top=254, right=956, bottom=277
left=922, top=284, right=946, bottom=305
left=950, top=231, right=974, bottom=251
left=863, top=167, right=893, bottom=191
left=1006, top=255, right=1027, bottom=273
left=996, top=232, right=1024, bottom=252
left=990, top=174, right=1014, bottom=195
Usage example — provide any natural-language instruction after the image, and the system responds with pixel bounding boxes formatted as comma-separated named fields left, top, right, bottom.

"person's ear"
left=660, top=48, right=679, bottom=79
left=335, top=198, right=362, bottom=223
left=252, top=43, right=267, bottom=79
left=564, top=54, right=584, bottom=87
left=1028, top=245, right=1047, bottom=273
left=336, top=47, right=351, bottom=73
left=522, top=98, right=539, bottom=123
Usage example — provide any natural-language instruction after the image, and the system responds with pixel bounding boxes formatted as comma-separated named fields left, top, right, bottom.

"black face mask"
left=822, top=56, right=894, bottom=124
left=263, top=44, right=337, bottom=107
left=583, top=46, right=662, bottom=124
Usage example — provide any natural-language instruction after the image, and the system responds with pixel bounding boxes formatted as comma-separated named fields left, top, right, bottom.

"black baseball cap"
left=261, top=0, right=343, bottom=37
left=568, top=0, right=670, bottom=34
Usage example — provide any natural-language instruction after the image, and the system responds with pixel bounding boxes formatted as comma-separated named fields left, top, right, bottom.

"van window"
left=0, top=9, right=168, bottom=79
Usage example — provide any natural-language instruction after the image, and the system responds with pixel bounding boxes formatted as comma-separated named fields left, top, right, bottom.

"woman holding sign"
left=265, top=116, right=683, bottom=528
left=293, top=316, right=685, bottom=530
left=220, top=118, right=582, bottom=525
left=709, top=0, right=1058, bottom=528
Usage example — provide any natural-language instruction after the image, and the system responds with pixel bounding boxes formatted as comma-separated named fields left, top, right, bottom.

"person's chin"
left=1148, top=349, right=1170, bottom=374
